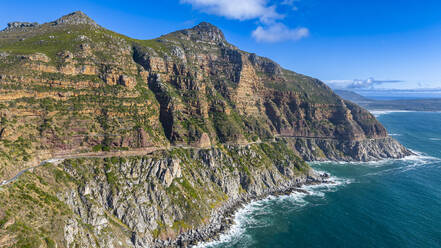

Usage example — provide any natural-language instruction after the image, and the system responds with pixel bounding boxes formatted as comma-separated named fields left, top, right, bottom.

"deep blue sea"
left=199, top=111, right=441, bottom=248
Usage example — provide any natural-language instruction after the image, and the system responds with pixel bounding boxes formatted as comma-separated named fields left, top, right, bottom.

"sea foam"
left=369, top=110, right=413, bottom=117
left=198, top=151, right=439, bottom=247
left=388, top=133, right=401, bottom=136
left=309, top=149, right=439, bottom=168
left=196, top=173, right=352, bottom=248
left=362, top=150, right=440, bottom=176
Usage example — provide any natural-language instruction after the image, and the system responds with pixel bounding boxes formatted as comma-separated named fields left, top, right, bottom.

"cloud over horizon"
left=180, top=0, right=308, bottom=42
left=327, top=77, right=404, bottom=89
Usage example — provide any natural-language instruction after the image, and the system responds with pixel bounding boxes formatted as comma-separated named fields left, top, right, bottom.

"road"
left=0, top=158, right=64, bottom=188
left=0, top=148, right=162, bottom=188
left=0, top=141, right=263, bottom=189
left=0, top=136, right=323, bottom=189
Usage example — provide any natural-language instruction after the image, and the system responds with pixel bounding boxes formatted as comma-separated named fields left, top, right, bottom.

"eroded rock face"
left=131, top=36, right=391, bottom=147
left=0, top=12, right=409, bottom=183
left=54, top=142, right=315, bottom=248
left=117, top=75, right=136, bottom=89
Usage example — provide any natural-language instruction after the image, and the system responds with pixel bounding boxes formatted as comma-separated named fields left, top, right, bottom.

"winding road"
left=0, top=135, right=323, bottom=189
left=0, top=142, right=254, bottom=188
left=0, top=148, right=162, bottom=189
left=0, top=158, right=64, bottom=188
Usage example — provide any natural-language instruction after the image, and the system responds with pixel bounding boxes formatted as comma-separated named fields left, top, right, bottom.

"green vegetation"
left=0, top=165, right=72, bottom=248
left=211, top=111, right=243, bottom=143
left=0, top=132, right=309, bottom=247
left=0, top=11, right=388, bottom=247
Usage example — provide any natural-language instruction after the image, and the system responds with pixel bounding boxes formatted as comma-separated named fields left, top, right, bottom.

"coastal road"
left=0, top=144, right=217, bottom=188
left=0, top=158, right=64, bottom=188
left=0, top=146, right=165, bottom=188
left=0, top=138, right=283, bottom=189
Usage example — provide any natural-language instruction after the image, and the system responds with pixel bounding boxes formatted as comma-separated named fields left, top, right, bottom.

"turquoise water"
left=200, top=112, right=441, bottom=248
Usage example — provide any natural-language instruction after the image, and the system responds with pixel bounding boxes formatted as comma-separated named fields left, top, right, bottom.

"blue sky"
left=2, top=0, right=441, bottom=90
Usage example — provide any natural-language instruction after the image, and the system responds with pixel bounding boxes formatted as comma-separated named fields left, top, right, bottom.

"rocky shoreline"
left=154, top=172, right=330, bottom=247
left=284, top=137, right=413, bottom=162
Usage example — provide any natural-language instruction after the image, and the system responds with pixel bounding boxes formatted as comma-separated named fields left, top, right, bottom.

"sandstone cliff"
left=0, top=11, right=411, bottom=248
left=0, top=12, right=410, bottom=180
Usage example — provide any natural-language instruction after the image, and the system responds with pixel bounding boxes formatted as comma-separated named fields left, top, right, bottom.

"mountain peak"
left=191, top=22, right=225, bottom=42
left=170, top=21, right=225, bottom=43
left=54, top=11, right=97, bottom=27
left=193, top=22, right=220, bottom=31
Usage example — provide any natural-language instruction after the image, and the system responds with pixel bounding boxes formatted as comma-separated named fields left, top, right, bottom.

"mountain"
left=333, top=89, right=373, bottom=103
left=0, top=12, right=410, bottom=247
left=335, top=89, right=441, bottom=111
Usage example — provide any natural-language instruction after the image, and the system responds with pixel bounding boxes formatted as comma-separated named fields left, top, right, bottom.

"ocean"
left=354, top=90, right=441, bottom=100
left=198, top=111, right=441, bottom=248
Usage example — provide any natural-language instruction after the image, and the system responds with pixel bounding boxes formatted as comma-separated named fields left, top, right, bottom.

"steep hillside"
left=0, top=11, right=411, bottom=248
left=0, top=141, right=325, bottom=247
left=0, top=12, right=409, bottom=180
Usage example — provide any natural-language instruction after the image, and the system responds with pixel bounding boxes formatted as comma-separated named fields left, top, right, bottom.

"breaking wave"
left=196, top=173, right=352, bottom=248
left=311, top=151, right=440, bottom=176
left=369, top=110, right=413, bottom=117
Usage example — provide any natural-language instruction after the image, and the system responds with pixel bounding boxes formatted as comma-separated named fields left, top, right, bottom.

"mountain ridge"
left=0, top=10, right=411, bottom=182
left=0, top=11, right=411, bottom=247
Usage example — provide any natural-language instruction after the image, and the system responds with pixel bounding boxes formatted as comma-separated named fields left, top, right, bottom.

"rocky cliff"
left=0, top=141, right=328, bottom=247
left=0, top=11, right=411, bottom=247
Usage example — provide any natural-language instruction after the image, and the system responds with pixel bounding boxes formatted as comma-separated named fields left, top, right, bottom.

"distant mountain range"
left=335, top=89, right=441, bottom=111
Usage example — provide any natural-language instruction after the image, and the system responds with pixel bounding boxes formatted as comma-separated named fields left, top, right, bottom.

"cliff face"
left=0, top=141, right=324, bottom=247
left=0, top=11, right=411, bottom=248
left=133, top=23, right=388, bottom=144
left=0, top=12, right=408, bottom=180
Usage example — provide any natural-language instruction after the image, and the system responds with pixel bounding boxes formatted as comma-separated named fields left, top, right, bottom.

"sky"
left=2, top=0, right=441, bottom=90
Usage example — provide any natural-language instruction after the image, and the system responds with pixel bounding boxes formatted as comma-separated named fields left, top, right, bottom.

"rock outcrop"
left=53, top=11, right=98, bottom=27
left=285, top=136, right=412, bottom=162
left=2, top=22, right=39, bottom=32
left=173, top=22, right=227, bottom=44
left=0, top=142, right=326, bottom=248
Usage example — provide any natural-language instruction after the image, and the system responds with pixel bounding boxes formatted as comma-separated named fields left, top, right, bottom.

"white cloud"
left=327, top=78, right=404, bottom=89
left=180, top=0, right=282, bottom=23
left=181, top=0, right=308, bottom=42
left=252, top=23, right=309, bottom=42
left=281, top=0, right=300, bottom=11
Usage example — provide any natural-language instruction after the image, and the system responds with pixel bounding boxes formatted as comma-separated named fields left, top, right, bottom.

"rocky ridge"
left=0, top=141, right=326, bottom=247
left=0, top=11, right=412, bottom=248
